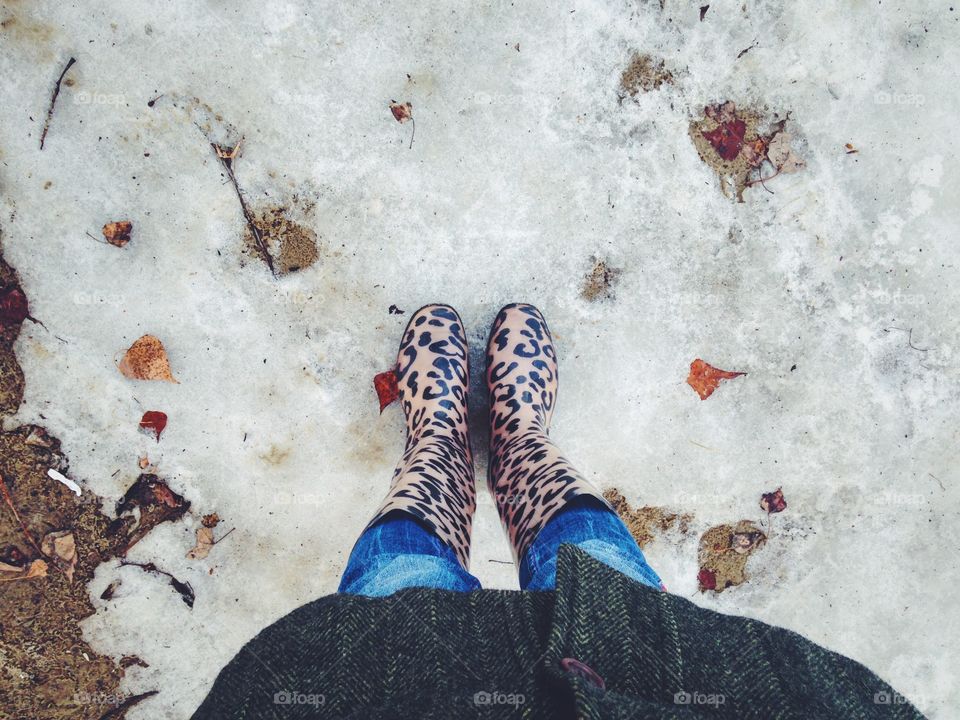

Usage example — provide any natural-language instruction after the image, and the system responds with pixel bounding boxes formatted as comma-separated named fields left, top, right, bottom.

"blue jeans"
left=338, top=498, right=663, bottom=596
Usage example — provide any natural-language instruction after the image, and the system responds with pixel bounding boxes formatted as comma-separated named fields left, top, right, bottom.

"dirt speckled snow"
left=1, top=0, right=956, bottom=717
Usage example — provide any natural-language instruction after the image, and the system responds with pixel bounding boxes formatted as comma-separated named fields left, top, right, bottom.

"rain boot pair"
left=367, top=304, right=606, bottom=570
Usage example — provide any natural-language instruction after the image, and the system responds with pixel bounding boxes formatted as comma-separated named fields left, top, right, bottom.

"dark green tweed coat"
left=192, top=546, right=925, bottom=719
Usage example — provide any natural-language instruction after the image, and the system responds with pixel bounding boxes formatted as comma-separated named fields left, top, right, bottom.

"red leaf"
left=0, top=287, right=30, bottom=327
left=374, top=369, right=399, bottom=413
left=686, top=358, right=746, bottom=400
left=760, top=487, right=787, bottom=514
left=389, top=101, right=413, bottom=123
left=698, top=567, right=717, bottom=591
left=139, top=411, right=168, bottom=442
left=102, top=220, right=133, bottom=247
left=701, top=117, right=746, bottom=161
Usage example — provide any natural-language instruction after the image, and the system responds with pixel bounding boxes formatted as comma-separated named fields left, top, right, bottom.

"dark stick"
left=213, top=144, right=276, bottom=277
left=97, top=690, right=159, bottom=720
left=40, top=57, right=76, bottom=150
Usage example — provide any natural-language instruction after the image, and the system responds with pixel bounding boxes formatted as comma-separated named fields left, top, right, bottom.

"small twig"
left=211, top=141, right=276, bottom=277
left=408, top=117, right=416, bottom=150
left=488, top=559, right=513, bottom=564
left=120, top=560, right=195, bottom=607
left=0, top=474, right=44, bottom=557
left=212, top=527, right=236, bottom=545
left=40, top=57, right=76, bottom=150
left=97, top=690, right=159, bottom=720
left=929, top=473, right=945, bottom=491
left=883, top=326, right=928, bottom=353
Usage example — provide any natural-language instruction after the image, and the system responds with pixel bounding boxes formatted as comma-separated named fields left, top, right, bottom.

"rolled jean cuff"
left=519, top=497, right=663, bottom=592
left=338, top=513, right=481, bottom=597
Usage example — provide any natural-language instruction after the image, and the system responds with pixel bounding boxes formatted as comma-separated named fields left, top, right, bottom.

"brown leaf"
left=118, top=335, right=178, bottom=383
left=201, top=512, right=221, bottom=528
left=186, top=526, right=215, bottom=560
left=41, top=529, right=77, bottom=582
left=102, top=221, right=133, bottom=247
left=760, top=487, right=787, bottom=514
left=389, top=100, right=413, bottom=123
left=686, top=359, right=746, bottom=400
left=0, top=560, right=24, bottom=573
left=0, top=558, right=48, bottom=582
left=766, top=131, right=805, bottom=174
left=730, top=530, right=764, bottom=555
left=24, top=427, right=54, bottom=447
left=374, top=368, right=399, bottom=413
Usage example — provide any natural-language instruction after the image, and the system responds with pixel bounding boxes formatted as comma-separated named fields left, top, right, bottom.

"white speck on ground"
left=1, top=0, right=957, bottom=717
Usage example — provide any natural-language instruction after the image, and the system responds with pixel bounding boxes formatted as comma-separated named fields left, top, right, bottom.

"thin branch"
left=97, top=690, right=159, bottom=720
left=212, top=142, right=276, bottom=277
left=40, top=57, right=76, bottom=150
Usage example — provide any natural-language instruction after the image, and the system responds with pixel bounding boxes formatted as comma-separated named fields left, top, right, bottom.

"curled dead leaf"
left=374, top=368, right=399, bottom=413
left=0, top=558, right=48, bottom=582
left=0, top=286, right=32, bottom=328
left=41, top=529, right=77, bottom=582
left=389, top=100, right=412, bottom=123
left=766, top=132, right=805, bottom=174
left=139, top=410, right=168, bottom=442
left=686, top=359, right=746, bottom=400
left=760, top=487, right=787, bottom=514
left=118, top=335, right=178, bottom=383
left=186, top=526, right=215, bottom=560
left=102, top=221, right=133, bottom=247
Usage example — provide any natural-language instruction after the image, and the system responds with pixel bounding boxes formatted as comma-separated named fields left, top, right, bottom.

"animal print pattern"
left=366, top=304, right=476, bottom=570
left=486, top=303, right=609, bottom=564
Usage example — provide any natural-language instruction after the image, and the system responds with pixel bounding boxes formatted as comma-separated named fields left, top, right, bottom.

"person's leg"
left=338, top=512, right=481, bottom=597
left=341, top=304, right=479, bottom=596
left=485, top=303, right=663, bottom=591
left=518, top=496, right=663, bottom=591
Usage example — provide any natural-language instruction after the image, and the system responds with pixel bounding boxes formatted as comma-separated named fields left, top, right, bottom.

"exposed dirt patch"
left=242, top=205, right=320, bottom=275
left=604, top=488, right=693, bottom=549
left=689, top=103, right=764, bottom=201
left=0, top=236, right=185, bottom=718
left=619, top=53, right=673, bottom=97
left=0, top=252, right=26, bottom=414
left=580, top=256, right=622, bottom=302
left=697, top=520, right=767, bottom=592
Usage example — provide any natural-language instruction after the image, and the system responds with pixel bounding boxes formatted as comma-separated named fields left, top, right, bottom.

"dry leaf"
left=202, top=513, right=221, bottom=528
left=102, top=221, right=133, bottom=247
left=0, top=560, right=24, bottom=573
left=766, top=132, right=805, bottom=174
left=25, top=427, right=54, bottom=447
left=0, top=286, right=31, bottom=327
left=139, top=411, right=168, bottom=442
left=41, top=530, right=77, bottom=582
left=186, top=526, right=215, bottom=560
left=760, top=487, right=787, bottom=514
left=0, top=558, right=48, bottom=582
left=389, top=101, right=413, bottom=123
left=686, top=359, right=746, bottom=400
left=374, top=368, right=399, bottom=413
left=119, top=335, right=178, bottom=383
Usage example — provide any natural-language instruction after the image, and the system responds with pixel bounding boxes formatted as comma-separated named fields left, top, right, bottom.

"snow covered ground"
left=1, top=0, right=957, bottom=717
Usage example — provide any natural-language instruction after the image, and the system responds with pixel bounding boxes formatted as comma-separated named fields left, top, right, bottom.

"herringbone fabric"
left=191, top=546, right=926, bottom=719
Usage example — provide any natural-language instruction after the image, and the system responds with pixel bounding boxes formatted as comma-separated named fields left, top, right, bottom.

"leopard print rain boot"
left=486, top=303, right=610, bottom=564
left=366, top=304, right=476, bottom=570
